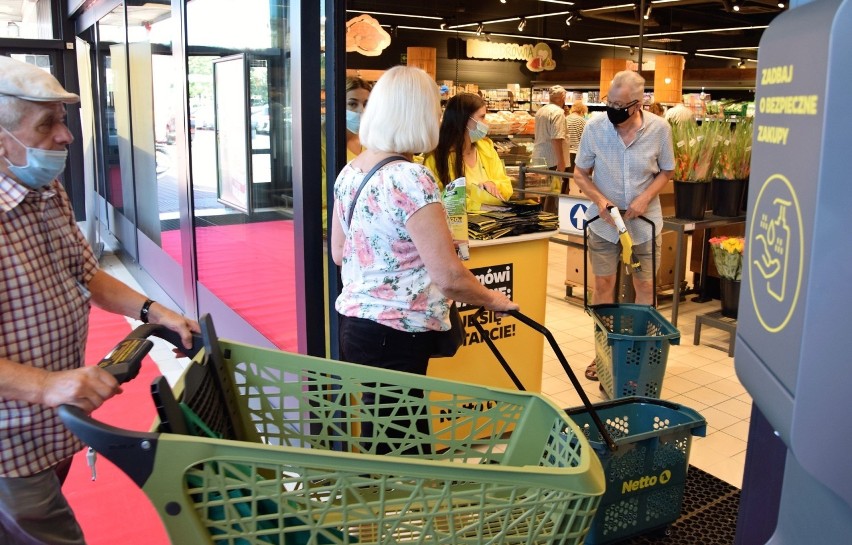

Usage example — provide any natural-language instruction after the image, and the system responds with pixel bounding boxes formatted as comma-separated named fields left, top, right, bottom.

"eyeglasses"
left=605, top=99, right=639, bottom=110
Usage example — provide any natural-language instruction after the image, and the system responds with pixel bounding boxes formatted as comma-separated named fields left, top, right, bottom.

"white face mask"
left=1, top=126, right=67, bottom=189
left=468, top=117, right=488, bottom=143
left=345, top=110, right=361, bottom=134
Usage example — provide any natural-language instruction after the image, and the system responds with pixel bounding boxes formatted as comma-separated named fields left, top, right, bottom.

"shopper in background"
left=572, top=70, right=675, bottom=381
left=533, top=85, right=570, bottom=186
left=647, top=102, right=665, bottom=117
left=423, top=92, right=514, bottom=210
left=320, top=76, right=372, bottom=231
left=665, top=102, right=696, bottom=124
left=330, top=66, right=518, bottom=454
left=565, top=99, right=587, bottom=174
left=0, top=56, right=199, bottom=545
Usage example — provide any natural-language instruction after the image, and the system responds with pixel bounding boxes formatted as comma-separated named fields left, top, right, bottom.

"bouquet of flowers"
left=714, top=118, right=753, bottom=180
left=709, top=236, right=745, bottom=280
left=670, top=121, right=727, bottom=182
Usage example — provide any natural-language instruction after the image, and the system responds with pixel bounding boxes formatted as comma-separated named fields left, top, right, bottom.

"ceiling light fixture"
left=561, top=40, right=570, bottom=49
left=778, top=1, right=785, bottom=6
left=589, top=24, right=769, bottom=41
left=449, top=11, right=573, bottom=29
left=500, top=0, right=507, bottom=4
left=439, top=20, right=447, bottom=30
left=346, top=10, right=442, bottom=20
left=476, top=23, right=484, bottom=36
left=518, top=18, right=527, bottom=31
left=696, top=46, right=759, bottom=52
left=582, top=3, right=636, bottom=13
left=737, top=58, right=746, bottom=67
left=733, top=1, right=741, bottom=11
left=629, top=46, right=635, bottom=55
left=565, top=13, right=574, bottom=25
left=393, top=25, right=685, bottom=54
left=644, top=6, right=652, bottom=19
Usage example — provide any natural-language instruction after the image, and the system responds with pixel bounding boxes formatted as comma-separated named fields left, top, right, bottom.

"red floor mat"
left=161, top=220, right=298, bottom=351
left=63, top=306, right=169, bottom=545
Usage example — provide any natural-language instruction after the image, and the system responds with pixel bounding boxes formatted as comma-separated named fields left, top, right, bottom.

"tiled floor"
left=98, top=238, right=750, bottom=488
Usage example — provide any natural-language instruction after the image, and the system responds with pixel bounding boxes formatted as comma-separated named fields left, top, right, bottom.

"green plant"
left=714, top=119, right=753, bottom=180
left=670, top=121, right=726, bottom=182
left=709, top=236, right=744, bottom=280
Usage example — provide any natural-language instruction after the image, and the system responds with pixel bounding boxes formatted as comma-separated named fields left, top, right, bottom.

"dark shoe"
left=585, top=361, right=599, bottom=381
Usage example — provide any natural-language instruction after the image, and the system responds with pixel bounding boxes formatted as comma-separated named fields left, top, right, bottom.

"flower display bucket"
left=720, top=277, right=741, bottom=319
left=673, top=180, right=709, bottom=220
left=711, top=178, right=746, bottom=217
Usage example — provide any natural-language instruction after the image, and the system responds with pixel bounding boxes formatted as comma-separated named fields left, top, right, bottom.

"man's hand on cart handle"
left=40, top=367, right=122, bottom=413
left=143, top=301, right=201, bottom=351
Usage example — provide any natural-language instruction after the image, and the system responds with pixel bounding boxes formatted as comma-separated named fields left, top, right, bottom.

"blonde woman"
left=331, top=66, right=517, bottom=453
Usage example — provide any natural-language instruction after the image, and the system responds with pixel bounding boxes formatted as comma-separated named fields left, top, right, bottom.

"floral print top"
left=334, top=161, right=451, bottom=333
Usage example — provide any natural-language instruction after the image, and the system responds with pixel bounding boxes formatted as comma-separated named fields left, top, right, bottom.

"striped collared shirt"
left=1, top=174, right=98, bottom=477
left=575, top=112, right=675, bottom=244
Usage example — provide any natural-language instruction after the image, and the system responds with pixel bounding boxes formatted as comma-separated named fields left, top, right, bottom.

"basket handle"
left=471, top=308, right=618, bottom=452
left=583, top=212, right=657, bottom=312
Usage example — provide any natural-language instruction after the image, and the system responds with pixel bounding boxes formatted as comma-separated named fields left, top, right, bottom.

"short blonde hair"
left=359, top=66, right=440, bottom=154
left=570, top=99, right=587, bottom=115
left=609, top=70, right=645, bottom=102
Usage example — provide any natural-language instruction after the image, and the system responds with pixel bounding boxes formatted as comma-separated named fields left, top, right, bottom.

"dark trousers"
left=339, top=315, right=434, bottom=455
left=0, top=458, right=85, bottom=545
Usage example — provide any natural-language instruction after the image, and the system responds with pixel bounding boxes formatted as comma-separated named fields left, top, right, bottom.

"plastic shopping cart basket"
left=472, top=309, right=706, bottom=545
left=583, top=214, right=681, bottom=399
left=60, top=315, right=606, bottom=545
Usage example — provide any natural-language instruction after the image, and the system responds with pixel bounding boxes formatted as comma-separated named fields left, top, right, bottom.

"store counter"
left=427, top=231, right=551, bottom=393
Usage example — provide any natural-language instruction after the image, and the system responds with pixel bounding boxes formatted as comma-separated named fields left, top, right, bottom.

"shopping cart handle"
left=96, top=324, right=203, bottom=385
left=476, top=307, right=619, bottom=452
left=58, top=405, right=159, bottom=488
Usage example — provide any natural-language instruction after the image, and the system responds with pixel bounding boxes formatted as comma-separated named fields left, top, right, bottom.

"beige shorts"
left=588, top=230, right=661, bottom=281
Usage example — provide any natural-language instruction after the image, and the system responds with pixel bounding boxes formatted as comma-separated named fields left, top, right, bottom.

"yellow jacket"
left=423, top=138, right=514, bottom=203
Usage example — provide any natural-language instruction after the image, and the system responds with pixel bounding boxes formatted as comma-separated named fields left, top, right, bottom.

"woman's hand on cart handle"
left=484, top=290, right=519, bottom=314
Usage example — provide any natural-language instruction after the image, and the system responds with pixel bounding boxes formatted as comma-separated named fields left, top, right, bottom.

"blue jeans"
left=339, top=315, right=433, bottom=455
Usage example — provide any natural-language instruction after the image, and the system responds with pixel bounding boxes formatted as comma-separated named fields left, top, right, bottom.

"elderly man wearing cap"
left=0, top=56, right=199, bottom=544
left=532, top=85, right=571, bottom=196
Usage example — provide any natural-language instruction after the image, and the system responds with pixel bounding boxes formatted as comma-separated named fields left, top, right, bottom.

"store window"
left=0, top=0, right=54, bottom=39
left=187, top=0, right=297, bottom=351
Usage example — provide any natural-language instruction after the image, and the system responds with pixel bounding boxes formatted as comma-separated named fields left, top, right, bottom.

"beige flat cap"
left=0, top=56, right=80, bottom=103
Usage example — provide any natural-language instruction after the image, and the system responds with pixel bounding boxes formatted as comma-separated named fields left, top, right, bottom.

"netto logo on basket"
left=621, top=469, right=672, bottom=494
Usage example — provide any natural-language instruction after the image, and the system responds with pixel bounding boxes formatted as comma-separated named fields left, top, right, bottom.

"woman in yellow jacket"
left=321, top=77, right=371, bottom=229
left=423, top=93, right=514, bottom=210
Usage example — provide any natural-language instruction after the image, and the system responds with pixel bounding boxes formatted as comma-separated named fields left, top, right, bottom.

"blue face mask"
left=1, top=126, right=67, bottom=189
left=345, top=110, right=361, bottom=134
left=468, top=117, right=488, bottom=143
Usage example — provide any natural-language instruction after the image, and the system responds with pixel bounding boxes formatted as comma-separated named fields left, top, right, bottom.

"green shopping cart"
left=60, top=315, right=606, bottom=545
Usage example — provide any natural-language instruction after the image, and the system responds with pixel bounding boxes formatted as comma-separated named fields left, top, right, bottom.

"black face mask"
left=606, top=100, right=638, bottom=126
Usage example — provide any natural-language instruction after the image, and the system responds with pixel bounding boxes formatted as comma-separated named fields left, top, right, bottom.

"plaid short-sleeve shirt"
left=576, top=112, right=675, bottom=244
left=1, top=174, right=99, bottom=477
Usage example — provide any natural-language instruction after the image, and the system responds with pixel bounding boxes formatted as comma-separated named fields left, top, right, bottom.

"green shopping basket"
left=583, top=214, right=681, bottom=399
left=60, top=316, right=606, bottom=545
left=472, top=309, right=705, bottom=545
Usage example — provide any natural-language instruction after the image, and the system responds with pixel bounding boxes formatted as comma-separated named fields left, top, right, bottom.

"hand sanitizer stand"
left=735, top=0, right=852, bottom=543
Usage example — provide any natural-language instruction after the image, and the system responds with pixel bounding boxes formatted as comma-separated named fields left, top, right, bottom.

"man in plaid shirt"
left=0, top=56, right=199, bottom=545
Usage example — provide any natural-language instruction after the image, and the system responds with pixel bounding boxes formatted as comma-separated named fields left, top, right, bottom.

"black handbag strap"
left=345, top=155, right=408, bottom=228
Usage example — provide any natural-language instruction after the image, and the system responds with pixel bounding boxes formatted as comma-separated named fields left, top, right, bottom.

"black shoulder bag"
left=345, top=155, right=465, bottom=359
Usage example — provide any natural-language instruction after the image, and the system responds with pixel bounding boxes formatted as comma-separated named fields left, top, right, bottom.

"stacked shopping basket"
left=475, top=253, right=705, bottom=545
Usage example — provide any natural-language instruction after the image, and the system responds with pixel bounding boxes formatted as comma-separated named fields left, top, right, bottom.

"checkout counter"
left=427, top=232, right=551, bottom=393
